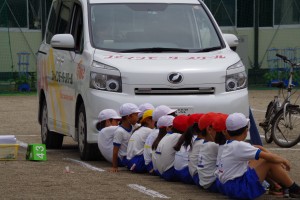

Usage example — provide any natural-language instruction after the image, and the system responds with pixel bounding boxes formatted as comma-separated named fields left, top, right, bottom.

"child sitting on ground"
left=111, top=103, right=140, bottom=172
left=216, top=112, right=300, bottom=199
left=97, top=109, right=121, bottom=163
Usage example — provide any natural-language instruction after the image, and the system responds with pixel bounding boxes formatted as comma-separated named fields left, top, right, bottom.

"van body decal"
left=103, top=55, right=226, bottom=60
left=47, top=48, right=67, bottom=130
left=76, top=60, right=85, bottom=80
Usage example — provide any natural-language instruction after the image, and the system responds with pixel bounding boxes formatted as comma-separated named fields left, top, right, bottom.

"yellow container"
left=0, top=144, right=19, bottom=160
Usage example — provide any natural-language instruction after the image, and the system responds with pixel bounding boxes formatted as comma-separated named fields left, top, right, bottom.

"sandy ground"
left=0, top=90, right=299, bottom=199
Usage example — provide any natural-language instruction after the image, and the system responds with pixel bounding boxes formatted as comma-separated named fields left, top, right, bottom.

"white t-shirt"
left=143, top=129, right=159, bottom=165
left=216, top=144, right=224, bottom=168
left=188, top=138, right=203, bottom=177
left=174, top=145, right=190, bottom=171
left=97, top=126, right=118, bottom=163
left=197, top=141, right=219, bottom=189
left=216, top=140, right=261, bottom=184
left=153, top=133, right=181, bottom=175
left=127, top=127, right=153, bottom=160
left=113, top=125, right=134, bottom=160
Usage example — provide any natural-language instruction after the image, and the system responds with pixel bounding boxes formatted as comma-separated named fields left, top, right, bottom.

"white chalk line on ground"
left=17, top=135, right=39, bottom=137
left=63, top=158, right=105, bottom=172
left=128, top=184, right=170, bottom=199
left=268, top=148, right=300, bottom=151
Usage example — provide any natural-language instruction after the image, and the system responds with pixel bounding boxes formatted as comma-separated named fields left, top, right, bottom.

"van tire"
left=41, top=99, right=64, bottom=149
left=77, top=104, right=101, bottom=161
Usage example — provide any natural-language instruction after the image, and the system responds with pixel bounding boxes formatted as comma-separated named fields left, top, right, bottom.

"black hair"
left=132, top=121, right=147, bottom=133
left=214, top=132, right=226, bottom=145
left=200, top=128, right=208, bottom=137
left=173, top=123, right=200, bottom=151
left=152, top=127, right=167, bottom=150
left=96, top=119, right=115, bottom=131
left=227, top=125, right=248, bottom=137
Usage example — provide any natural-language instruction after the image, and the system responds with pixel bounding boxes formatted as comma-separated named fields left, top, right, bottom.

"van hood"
left=93, top=49, right=242, bottom=85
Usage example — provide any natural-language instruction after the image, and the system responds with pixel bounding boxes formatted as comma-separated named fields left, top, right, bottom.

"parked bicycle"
left=259, top=53, right=300, bottom=148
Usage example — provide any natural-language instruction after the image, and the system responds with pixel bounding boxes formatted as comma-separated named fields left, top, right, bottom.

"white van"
left=37, top=0, right=248, bottom=160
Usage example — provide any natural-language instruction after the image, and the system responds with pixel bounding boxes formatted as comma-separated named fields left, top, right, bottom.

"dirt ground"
left=0, top=90, right=299, bottom=199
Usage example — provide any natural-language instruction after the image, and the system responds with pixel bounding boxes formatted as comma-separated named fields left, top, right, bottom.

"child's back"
left=98, top=126, right=118, bottom=163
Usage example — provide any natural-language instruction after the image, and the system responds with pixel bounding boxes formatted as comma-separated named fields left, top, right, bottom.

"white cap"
left=138, top=103, right=155, bottom=118
left=157, top=115, right=175, bottom=128
left=226, top=113, right=250, bottom=131
left=152, top=105, right=177, bottom=122
left=98, top=109, right=121, bottom=122
left=119, top=103, right=141, bottom=117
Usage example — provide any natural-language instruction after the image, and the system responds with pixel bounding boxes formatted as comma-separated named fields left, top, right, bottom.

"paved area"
left=0, top=90, right=299, bottom=199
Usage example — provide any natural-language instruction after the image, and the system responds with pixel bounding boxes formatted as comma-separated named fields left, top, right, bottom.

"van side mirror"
left=223, top=34, right=239, bottom=51
left=51, top=34, right=75, bottom=50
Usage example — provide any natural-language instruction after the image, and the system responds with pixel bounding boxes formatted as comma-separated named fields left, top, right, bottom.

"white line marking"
left=268, top=148, right=300, bottom=151
left=251, top=108, right=266, bottom=113
left=16, top=140, right=28, bottom=148
left=16, top=135, right=38, bottom=137
left=128, top=184, right=170, bottom=199
left=63, top=158, right=105, bottom=172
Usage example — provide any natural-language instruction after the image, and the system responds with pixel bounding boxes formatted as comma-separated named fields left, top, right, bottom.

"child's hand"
left=110, top=167, right=119, bottom=173
left=281, top=159, right=291, bottom=171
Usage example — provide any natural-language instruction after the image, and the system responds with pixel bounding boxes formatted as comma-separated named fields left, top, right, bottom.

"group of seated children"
left=97, top=103, right=300, bottom=199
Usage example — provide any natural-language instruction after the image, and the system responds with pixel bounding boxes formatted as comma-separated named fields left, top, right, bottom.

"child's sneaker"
left=268, top=185, right=283, bottom=196
left=289, top=189, right=300, bottom=198
left=283, top=188, right=289, bottom=198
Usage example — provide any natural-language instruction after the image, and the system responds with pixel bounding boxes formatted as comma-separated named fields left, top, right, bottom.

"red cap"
left=198, top=112, right=217, bottom=131
left=212, top=114, right=229, bottom=132
left=188, top=113, right=204, bottom=127
left=173, top=115, right=189, bottom=132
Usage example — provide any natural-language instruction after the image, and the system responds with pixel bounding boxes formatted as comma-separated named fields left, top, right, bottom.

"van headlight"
left=90, top=62, right=122, bottom=92
left=225, top=61, right=247, bottom=92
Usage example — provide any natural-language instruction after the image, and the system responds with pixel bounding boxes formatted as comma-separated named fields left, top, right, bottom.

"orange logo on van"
left=76, top=60, right=85, bottom=80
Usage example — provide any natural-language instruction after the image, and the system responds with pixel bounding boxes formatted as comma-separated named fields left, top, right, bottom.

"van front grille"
left=134, top=87, right=215, bottom=95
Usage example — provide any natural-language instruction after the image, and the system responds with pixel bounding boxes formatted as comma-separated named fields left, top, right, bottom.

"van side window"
left=70, top=4, right=84, bottom=53
left=45, top=0, right=59, bottom=44
left=56, top=1, right=73, bottom=34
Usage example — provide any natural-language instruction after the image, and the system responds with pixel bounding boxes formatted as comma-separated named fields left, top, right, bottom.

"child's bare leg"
left=251, top=160, right=293, bottom=187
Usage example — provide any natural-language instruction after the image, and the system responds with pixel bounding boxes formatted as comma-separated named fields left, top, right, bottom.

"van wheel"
left=77, top=104, right=101, bottom=161
left=41, top=99, right=63, bottom=149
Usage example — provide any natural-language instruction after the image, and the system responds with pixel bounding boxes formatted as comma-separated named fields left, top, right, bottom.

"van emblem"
left=168, top=72, right=183, bottom=84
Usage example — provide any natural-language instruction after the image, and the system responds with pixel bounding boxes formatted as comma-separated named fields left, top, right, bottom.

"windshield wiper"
left=120, top=47, right=190, bottom=53
left=194, top=46, right=222, bottom=53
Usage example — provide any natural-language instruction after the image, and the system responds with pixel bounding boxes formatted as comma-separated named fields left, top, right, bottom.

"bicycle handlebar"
left=276, top=53, right=288, bottom=61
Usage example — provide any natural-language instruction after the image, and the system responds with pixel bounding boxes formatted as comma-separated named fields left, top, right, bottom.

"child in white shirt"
left=97, top=109, right=121, bottom=163
left=216, top=113, right=300, bottom=199
left=143, top=105, right=176, bottom=174
left=111, top=103, right=140, bottom=172
left=127, top=110, right=155, bottom=173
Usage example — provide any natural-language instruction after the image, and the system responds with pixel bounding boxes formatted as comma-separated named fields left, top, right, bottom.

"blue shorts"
left=193, top=173, right=200, bottom=186
left=145, top=161, right=153, bottom=172
left=118, top=157, right=128, bottom=167
left=175, top=167, right=195, bottom=184
left=220, top=168, right=265, bottom=199
left=127, top=155, right=147, bottom=173
left=207, top=179, right=220, bottom=193
left=161, top=167, right=180, bottom=182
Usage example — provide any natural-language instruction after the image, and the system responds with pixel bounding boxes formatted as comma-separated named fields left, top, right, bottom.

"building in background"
left=0, top=0, right=300, bottom=90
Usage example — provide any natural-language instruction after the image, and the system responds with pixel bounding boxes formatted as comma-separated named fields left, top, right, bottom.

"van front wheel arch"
left=77, top=103, right=100, bottom=160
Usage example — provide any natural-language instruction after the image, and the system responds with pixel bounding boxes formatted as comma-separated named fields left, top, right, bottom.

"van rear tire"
left=77, top=104, right=101, bottom=160
left=41, top=99, right=64, bottom=149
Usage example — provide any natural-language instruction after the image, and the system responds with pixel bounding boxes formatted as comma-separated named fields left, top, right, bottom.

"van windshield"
left=90, top=3, right=223, bottom=52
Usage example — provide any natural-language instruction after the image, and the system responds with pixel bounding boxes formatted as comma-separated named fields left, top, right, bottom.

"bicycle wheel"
left=264, top=101, right=276, bottom=143
left=271, top=106, right=300, bottom=148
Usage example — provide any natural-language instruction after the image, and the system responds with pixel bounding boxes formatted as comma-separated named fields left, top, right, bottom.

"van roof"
left=89, top=0, right=201, bottom=4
